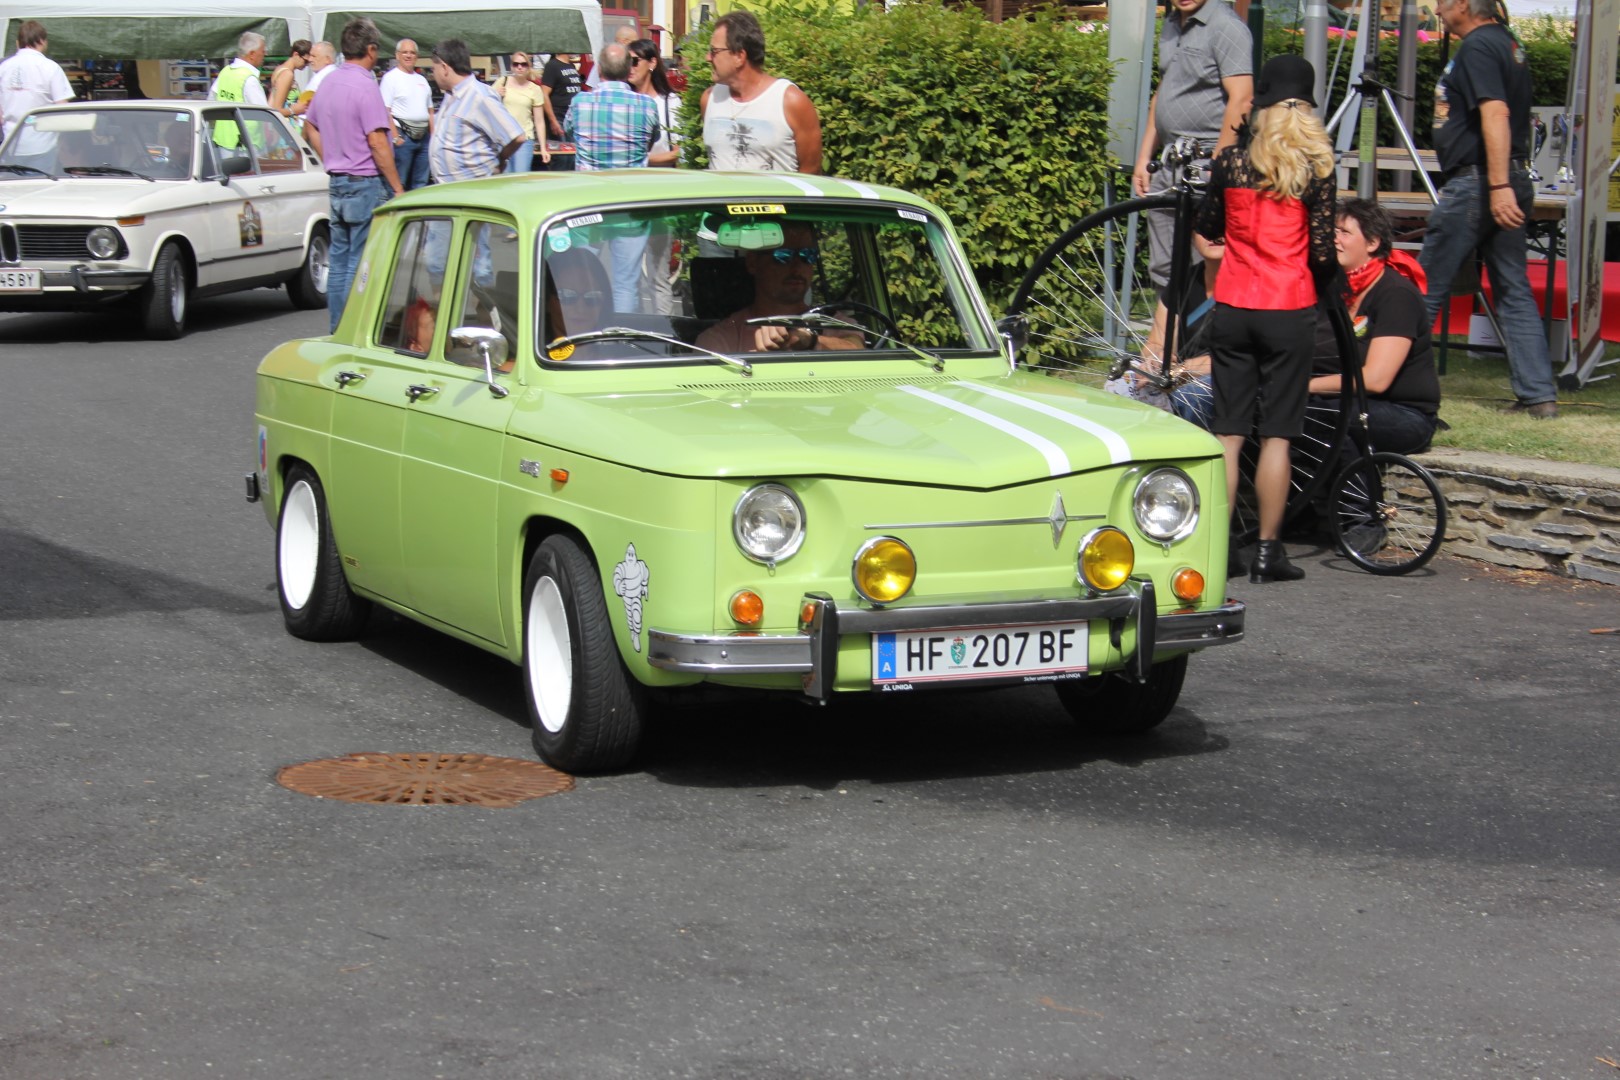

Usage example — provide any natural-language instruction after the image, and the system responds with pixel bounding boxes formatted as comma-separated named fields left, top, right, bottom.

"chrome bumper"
left=646, top=581, right=1245, bottom=704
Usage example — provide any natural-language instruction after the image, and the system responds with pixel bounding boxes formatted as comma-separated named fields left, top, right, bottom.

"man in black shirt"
left=540, top=52, right=583, bottom=171
left=1418, top=0, right=1557, bottom=418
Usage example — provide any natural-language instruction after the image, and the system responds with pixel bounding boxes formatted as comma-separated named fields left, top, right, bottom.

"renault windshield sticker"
left=897, top=209, right=928, bottom=223
left=565, top=213, right=603, bottom=229
left=726, top=203, right=787, bottom=216
left=547, top=229, right=572, bottom=253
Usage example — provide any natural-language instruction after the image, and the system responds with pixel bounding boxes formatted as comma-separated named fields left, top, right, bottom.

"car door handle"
left=335, top=370, right=367, bottom=388
left=406, top=384, right=440, bottom=402
left=260, top=185, right=276, bottom=194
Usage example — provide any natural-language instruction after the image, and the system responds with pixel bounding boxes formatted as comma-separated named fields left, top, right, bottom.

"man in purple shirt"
left=303, top=16, right=404, bottom=332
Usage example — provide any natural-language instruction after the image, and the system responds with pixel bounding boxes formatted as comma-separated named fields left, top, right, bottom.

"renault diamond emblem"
left=1049, top=492, right=1068, bottom=547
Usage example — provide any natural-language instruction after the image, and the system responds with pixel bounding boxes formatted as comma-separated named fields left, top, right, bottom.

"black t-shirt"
left=1432, top=22, right=1533, bottom=171
left=541, top=57, right=583, bottom=128
left=1311, top=270, right=1441, bottom=415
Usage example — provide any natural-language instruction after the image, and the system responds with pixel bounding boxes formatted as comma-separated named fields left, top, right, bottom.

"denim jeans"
left=506, top=140, right=535, bottom=174
left=1419, top=166, right=1557, bottom=405
left=606, top=227, right=651, bottom=314
left=326, top=174, right=390, bottom=333
left=393, top=133, right=431, bottom=190
left=1365, top=400, right=1439, bottom=455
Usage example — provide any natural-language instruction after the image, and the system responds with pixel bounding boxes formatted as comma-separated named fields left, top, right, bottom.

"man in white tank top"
left=699, top=10, right=822, bottom=174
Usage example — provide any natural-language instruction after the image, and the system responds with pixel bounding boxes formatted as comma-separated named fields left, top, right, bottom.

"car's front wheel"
left=1053, top=654, right=1188, bottom=735
left=140, top=242, right=190, bottom=339
left=287, top=225, right=329, bottom=310
left=523, top=535, right=643, bottom=773
left=276, top=465, right=369, bottom=640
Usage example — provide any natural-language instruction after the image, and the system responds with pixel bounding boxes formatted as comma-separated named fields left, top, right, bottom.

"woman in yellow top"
left=268, top=41, right=311, bottom=119
left=494, top=53, right=550, bottom=173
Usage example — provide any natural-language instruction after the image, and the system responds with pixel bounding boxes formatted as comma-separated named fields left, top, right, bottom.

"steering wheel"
left=806, top=300, right=899, bottom=349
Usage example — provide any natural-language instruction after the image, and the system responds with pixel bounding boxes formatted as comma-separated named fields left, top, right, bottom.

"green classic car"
left=251, top=170, right=1243, bottom=772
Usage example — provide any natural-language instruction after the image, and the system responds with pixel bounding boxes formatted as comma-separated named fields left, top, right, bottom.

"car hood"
left=0, top=176, right=194, bottom=215
left=524, top=370, right=1222, bottom=487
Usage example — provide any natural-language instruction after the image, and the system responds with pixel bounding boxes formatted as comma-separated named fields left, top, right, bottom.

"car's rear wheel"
left=1053, top=654, right=1188, bottom=735
left=140, top=242, right=190, bottom=340
left=524, top=535, right=643, bottom=773
left=276, top=465, right=370, bottom=640
left=287, top=225, right=329, bottom=310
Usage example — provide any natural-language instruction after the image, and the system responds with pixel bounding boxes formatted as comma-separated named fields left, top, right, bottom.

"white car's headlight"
left=86, top=227, right=122, bottom=259
left=733, top=484, right=806, bottom=565
left=1134, top=468, right=1199, bottom=543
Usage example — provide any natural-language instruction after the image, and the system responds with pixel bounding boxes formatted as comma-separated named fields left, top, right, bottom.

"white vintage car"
left=0, top=100, right=330, bottom=338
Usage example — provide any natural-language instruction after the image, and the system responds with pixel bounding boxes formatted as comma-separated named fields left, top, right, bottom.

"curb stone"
left=1412, top=448, right=1620, bottom=586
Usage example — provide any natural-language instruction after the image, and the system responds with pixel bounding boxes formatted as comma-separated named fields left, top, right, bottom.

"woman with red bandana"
left=1308, top=198, right=1442, bottom=455
left=1196, top=54, right=1338, bottom=584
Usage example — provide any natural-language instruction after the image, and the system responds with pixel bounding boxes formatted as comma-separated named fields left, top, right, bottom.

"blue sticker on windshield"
left=547, top=229, right=571, bottom=253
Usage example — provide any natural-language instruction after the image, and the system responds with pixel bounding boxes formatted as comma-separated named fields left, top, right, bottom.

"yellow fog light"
left=852, top=536, right=915, bottom=605
left=1172, top=567, right=1205, bottom=603
left=1078, top=527, right=1134, bottom=592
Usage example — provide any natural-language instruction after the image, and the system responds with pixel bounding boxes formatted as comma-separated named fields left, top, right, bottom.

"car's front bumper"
left=0, top=265, right=151, bottom=309
left=647, top=581, right=1245, bottom=703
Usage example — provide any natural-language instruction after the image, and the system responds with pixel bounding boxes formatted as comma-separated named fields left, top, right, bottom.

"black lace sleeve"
left=1304, top=172, right=1338, bottom=277
left=1194, top=146, right=1238, bottom=244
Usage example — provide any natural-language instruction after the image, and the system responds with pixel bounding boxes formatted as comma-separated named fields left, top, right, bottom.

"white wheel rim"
left=167, top=260, right=186, bottom=322
left=278, top=479, right=319, bottom=610
left=526, top=576, right=573, bottom=734
left=310, top=236, right=330, bottom=295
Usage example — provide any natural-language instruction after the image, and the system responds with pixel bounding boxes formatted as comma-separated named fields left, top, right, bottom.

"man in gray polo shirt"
left=1131, top=0, right=1253, bottom=334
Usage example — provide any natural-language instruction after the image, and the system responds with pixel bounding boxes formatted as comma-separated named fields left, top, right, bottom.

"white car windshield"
left=1, top=108, right=195, bottom=180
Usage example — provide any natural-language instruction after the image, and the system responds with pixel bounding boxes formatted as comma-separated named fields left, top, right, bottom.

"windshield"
left=0, top=108, right=195, bottom=180
left=536, top=200, right=994, bottom=366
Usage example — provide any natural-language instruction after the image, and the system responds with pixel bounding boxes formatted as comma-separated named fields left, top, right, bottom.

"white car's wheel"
left=276, top=466, right=369, bottom=641
left=523, top=535, right=643, bottom=773
left=140, top=243, right=189, bottom=339
left=288, top=226, right=329, bottom=310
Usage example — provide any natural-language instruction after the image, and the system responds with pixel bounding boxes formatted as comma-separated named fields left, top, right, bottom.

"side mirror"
left=995, top=313, right=1029, bottom=372
left=217, top=155, right=253, bottom=184
left=448, top=325, right=511, bottom=397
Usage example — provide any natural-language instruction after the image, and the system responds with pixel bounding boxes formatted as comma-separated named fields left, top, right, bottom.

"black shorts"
left=1209, top=304, right=1316, bottom=439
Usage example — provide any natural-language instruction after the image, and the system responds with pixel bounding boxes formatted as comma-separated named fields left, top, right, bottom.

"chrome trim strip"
left=865, top=514, right=1105, bottom=530
left=647, top=630, right=813, bottom=674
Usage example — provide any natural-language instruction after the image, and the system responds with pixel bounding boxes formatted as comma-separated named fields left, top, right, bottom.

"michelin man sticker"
left=613, top=543, right=651, bottom=652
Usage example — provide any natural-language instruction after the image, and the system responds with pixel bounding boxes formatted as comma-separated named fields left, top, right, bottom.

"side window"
left=872, top=222, right=969, bottom=349
left=239, top=110, right=302, bottom=173
left=379, top=217, right=455, bottom=356
left=452, top=220, right=521, bottom=370
left=204, top=110, right=254, bottom=172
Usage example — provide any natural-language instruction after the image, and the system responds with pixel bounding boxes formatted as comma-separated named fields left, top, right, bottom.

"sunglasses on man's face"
left=558, top=288, right=605, bottom=305
left=768, top=247, right=820, bottom=266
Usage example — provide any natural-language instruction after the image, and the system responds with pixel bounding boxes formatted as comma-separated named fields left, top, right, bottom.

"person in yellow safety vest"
left=209, top=31, right=268, bottom=150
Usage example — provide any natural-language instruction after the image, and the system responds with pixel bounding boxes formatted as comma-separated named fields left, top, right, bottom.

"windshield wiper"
left=64, top=165, right=155, bottom=182
left=747, top=313, right=946, bottom=372
left=544, top=326, right=754, bottom=376
left=0, top=163, right=56, bottom=179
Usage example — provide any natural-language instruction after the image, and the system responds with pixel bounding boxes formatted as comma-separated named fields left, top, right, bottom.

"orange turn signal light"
left=116, top=215, right=146, bottom=227
left=1172, top=567, right=1205, bottom=603
left=549, top=468, right=569, bottom=484
left=729, top=590, right=764, bottom=626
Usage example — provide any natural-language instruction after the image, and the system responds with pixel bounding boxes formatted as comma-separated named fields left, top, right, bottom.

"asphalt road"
left=3, top=293, right=1618, bottom=1080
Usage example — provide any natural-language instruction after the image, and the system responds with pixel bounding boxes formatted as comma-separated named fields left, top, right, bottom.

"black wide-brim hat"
left=1253, top=54, right=1318, bottom=109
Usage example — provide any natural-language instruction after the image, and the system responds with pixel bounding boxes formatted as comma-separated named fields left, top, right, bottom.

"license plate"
left=0, top=268, right=42, bottom=292
left=872, top=620, right=1087, bottom=686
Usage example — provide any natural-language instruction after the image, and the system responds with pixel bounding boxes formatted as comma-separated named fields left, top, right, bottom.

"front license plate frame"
left=0, top=268, right=43, bottom=293
left=872, top=620, right=1088, bottom=686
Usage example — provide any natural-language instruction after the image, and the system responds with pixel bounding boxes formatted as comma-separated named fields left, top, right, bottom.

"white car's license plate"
left=0, top=268, right=42, bottom=292
left=872, top=621, right=1088, bottom=685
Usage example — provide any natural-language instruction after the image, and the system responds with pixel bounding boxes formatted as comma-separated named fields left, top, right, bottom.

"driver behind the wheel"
left=692, top=222, right=864, bottom=353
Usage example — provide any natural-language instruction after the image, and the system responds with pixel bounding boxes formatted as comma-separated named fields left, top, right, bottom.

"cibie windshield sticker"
left=726, top=203, right=787, bottom=216
left=897, top=209, right=928, bottom=223
left=613, top=543, right=651, bottom=653
left=564, top=213, right=603, bottom=229
left=547, top=229, right=572, bottom=253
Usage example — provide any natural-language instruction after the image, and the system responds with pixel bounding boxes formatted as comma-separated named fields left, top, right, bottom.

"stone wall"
left=1412, top=449, right=1620, bottom=586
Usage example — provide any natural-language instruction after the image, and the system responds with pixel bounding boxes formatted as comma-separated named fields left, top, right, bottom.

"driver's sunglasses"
left=768, top=246, right=820, bottom=266
left=558, top=288, right=605, bottom=305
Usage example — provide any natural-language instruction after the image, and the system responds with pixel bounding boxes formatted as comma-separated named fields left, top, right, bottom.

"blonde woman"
left=494, top=53, right=550, bottom=171
left=1196, top=54, right=1337, bottom=584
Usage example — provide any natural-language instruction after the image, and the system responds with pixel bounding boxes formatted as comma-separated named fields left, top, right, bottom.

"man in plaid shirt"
left=566, top=43, right=661, bottom=309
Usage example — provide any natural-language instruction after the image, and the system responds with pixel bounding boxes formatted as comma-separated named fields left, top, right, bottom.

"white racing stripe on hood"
left=899, top=385, right=1070, bottom=476
left=954, top=382, right=1132, bottom=464
left=842, top=180, right=882, bottom=200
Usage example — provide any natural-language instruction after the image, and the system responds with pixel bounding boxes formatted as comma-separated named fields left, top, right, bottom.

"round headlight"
left=1078, top=526, right=1135, bottom=592
left=733, top=484, right=806, bottom=565
left=86, top=226, right=121, bottom=260
left=852, top=536, right=915, bottom=605
left=1134, top=468, right=1200, bottom=543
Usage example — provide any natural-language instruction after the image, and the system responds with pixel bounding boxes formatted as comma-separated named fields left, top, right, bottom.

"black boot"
left=1249, top=539, right=1305, bottom=583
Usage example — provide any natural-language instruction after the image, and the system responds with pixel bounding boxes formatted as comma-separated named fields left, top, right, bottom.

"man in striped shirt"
left=566, top=44, right=660, bottom=310
left=427, top=38, right=525, bottom=184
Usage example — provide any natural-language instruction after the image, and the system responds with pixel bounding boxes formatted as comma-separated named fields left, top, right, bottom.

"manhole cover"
left=276, top=752, right=573, bottom=807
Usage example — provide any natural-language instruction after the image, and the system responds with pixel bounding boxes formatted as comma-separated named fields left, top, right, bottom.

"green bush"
left=677, top=2, right=1118, bottom=313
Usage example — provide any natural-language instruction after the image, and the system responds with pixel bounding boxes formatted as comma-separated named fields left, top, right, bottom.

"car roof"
left=381, top=168, right=948, bottom=225
left=24, top=100, right=243, bottom=115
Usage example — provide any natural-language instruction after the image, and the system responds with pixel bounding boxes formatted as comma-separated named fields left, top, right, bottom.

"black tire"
left=140, top=243, right=189, bottom=340
left=275, top=465, right=370, bottom=640
left=1009, top=194, right=1180, bottom=388
left=287, top=225, right=329, bottom=310
left=1053, top=654, right=1188, bottom=735
left=1328, top=452, right=1447, bottom=575
left=523, top=535, right=644, bottom=773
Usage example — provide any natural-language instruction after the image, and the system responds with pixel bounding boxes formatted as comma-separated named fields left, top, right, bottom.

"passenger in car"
left=543, top=247, right=614, bottom=343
